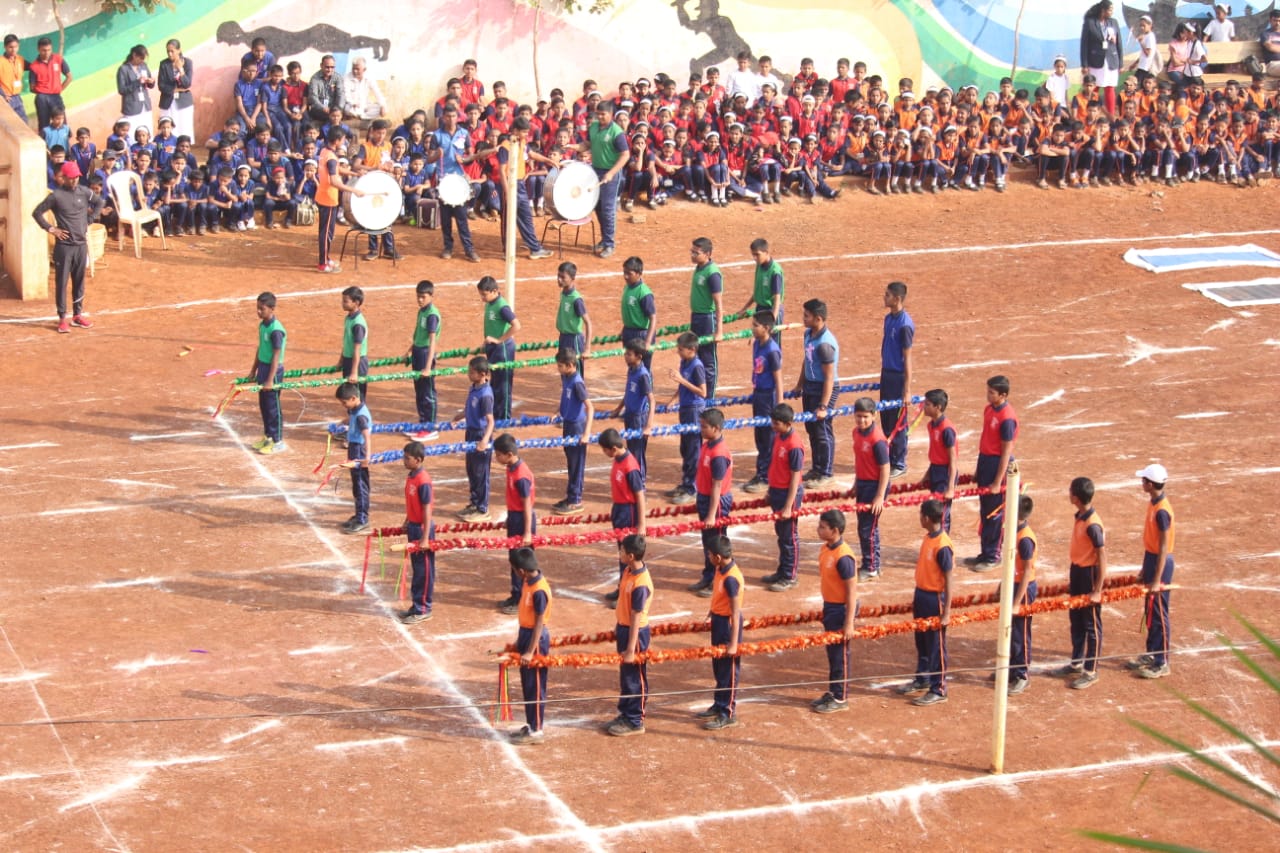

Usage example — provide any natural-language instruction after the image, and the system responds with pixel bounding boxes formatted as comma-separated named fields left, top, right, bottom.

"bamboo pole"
left=990, top=459, right=1021, bottom=774
left=504, top=138, right=520, bottom=308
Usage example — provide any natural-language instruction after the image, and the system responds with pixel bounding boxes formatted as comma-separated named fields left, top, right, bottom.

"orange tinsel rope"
left=495, top=584, right=1148, bottom=669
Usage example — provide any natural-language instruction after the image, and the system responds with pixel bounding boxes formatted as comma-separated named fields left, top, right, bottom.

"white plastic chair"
left=107, top=170, right=168, bottom=258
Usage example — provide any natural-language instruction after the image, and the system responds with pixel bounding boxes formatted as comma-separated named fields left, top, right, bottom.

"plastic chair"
left=107, top=171, right=168, bottom=258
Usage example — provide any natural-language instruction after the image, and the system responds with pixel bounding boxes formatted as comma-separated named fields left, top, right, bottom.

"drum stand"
left=539, top=215, right=596, bottom=258
left=339, top=227, right=399, bottom=269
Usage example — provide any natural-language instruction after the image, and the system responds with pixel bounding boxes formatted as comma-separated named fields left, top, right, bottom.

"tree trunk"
left=531, top=2, right=542, bottom=103
left=51, top=0, right=66, bottom=57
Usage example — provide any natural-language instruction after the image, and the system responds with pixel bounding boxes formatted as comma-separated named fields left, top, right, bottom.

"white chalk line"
left=0, top=441, right=59, bottom=451
left=287, top=645, right=353, bottom=656
left=128, top=431, right=207, bottom=442
left=211, top=412, right=607, bottom=853
left=1045, top=422, right=1114, bottom=432
left=221, top=720, right=282, bottom=744
left=314, top=736, right=407, bottom=752
left=0, top=627, right=127, bottom=848
left=413, top=738, right=1280, bottom=852
left=1175, top=411, right=1231, bottom=420
left=6, top=226, right=1280, bottom=326
left=104, top=478, right=178, bottom=490
left=112, top=656, right=192, bottom=676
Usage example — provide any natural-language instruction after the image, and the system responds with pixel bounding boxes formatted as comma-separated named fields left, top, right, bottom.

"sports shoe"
left=406, top=430, right=440, bottom=441
left=363, top=252, right=379, bottom=261
left=1069, top=671, right=1099, bottom=690
left=71, top=314, right=93, bottom=328
left=1137, top=662, right=1170, bottom=679
left=456, top=503, right=477, bottom=518
left=912, top=691, right=948, bottom=706
left=741, top=476, right=768, bottom=494
left=251, top=436, right=271, bottom=451
left=962, top=555, right=983, bottom=567
left=703, top=713, right=739, bottom=731
left=551, top=500, right=583, bottom=516
left=857, top=569, right=880, bottom=581
left=500, top=602, right=520, bottom=615
left=440, top=250, right=453, bottom=260
left=259, top=439, right=287, bottom=455
left=460, top=507, right=491, bottom=522
left=606, top=719, right=645, bottom=737
left=465, top=252, right=481, bottom=264
left=1007, top=676, right=1029, bottom=695
left=669, top=489, right=695, bottom=506
left=759, top=571, right=784, bottom=585
left=812, top=694, right=849, bottom=714
left=528, top=249, right=554, bottom=260
left=598, top=247, right=615, bottom=259
left=687, top=579, right=712, bottom=597
left=889, top=466, right=908, bottom=480
left=768, top=577, right=797, bottom=592
left=1125, top=654, right=1155, bottom=671
left=969, top=559, right=999, bottom=573
left=694, top=704, right=720, bottom=719
left=895, top=679, right=929, bottom=696
left=399, top=610, right=433, bottom=625
left=1053, top=663, right=1084, bottom=678
left=341, top=518, right=370, bottom=535
left=508, top=725, right=544, bottom=745
left=57, top=319, right=70, bottom=334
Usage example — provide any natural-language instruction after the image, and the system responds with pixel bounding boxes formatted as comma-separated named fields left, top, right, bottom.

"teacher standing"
left=1080, top=0, right=1121, bottom=117
left=157, top=39, right=194, bottom=142
left=33, top=162, right=103, bottom=334
left=117, top=44, right=155, bottom=134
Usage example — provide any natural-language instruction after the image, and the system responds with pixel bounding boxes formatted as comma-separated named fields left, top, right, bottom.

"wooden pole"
left=504, top=139, right=520, bottom=308
left=989, top=459, right=1021, bottom=774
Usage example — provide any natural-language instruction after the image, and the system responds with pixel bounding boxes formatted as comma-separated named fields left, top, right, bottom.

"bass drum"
left=544, top=160, right=599, bottom=221
left=343, top=170, right=402, bottom=231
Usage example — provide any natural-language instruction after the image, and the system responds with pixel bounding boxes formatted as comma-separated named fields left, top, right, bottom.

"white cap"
left=1135, top=463, right=1168, bottom=483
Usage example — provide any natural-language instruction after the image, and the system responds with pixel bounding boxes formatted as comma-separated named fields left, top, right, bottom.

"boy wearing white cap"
left=1131, top=464, right=1174, bottom=678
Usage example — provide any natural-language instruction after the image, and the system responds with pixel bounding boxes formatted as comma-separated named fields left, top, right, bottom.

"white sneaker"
left=246, top=220, right=258, bottom=230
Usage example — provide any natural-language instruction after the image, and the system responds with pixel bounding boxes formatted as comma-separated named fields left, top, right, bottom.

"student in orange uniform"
left=606, top=533, right=653, bottom=737
left=510, top=547, right=550, bottom=745
left=1005, top=495, right=1037, bottom=694
left=898, top=499, right=953, bottom=705
left=1056, top=477, right=1107, bottom=689
left=811, top=509, right=858, bottom=713
left=696, top=536, right=743, bottom=730
left=1131, top=464, right=1174, bottom=679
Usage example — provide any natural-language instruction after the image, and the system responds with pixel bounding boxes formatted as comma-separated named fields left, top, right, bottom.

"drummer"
left=498, top=117, right=556, bottom=260
left=429, top=104, right=480, bottom=263
left=575, top=104, right=631, bottom=260
left=351, top=118, right=399, bottom=262
left=316, top=126, right=365, bottom=274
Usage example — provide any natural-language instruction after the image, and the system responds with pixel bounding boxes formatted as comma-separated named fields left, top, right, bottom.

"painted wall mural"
left=9, top=0, right=1262, bottom=144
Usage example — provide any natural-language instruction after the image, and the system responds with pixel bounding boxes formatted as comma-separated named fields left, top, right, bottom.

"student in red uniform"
left=966, top=375, right=1018, bottom=570
left=510, top=547, right=550, bottom=745
left=850, top=397, right=891, bottom=581
left=763, top=403, right=805, bottom=592
left=697, top=536, right=743, bottom=730
left=495, top=433, right=537, bottom=615
left=1005, top=495, right=1037, bottom=693
left=921, top=389, right=958, bottom=532
left=1131, top=463, right=1174, bottom=679
left=897, top=499, right=953, bottom=705
left=607, top=533, right=653, bottom=737
left=600, top=428, right=647, bottom=604
left=1056, top=476, right=1107, bottom=689
left=689, top=408, right=733, bottom=597
left=399, top=441, right=436, bottom=625
left=811, top=509, right=858, bottom=713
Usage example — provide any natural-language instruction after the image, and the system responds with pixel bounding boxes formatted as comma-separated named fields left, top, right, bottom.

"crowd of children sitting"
left=38, top=45, right=1280, bottom=243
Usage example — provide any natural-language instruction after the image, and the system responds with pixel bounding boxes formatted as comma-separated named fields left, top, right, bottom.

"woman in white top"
left=1127, top=14, right=1161, bottom=83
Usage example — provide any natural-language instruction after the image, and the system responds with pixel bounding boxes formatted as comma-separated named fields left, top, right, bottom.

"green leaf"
left=1078, top=830, right=1209, bottom=852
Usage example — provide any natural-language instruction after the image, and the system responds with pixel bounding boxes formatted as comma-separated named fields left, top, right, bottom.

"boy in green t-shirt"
left=405, top=280, right=442, bottom=440
left=478, top=276, right=519, bottom=421
left=249, top=291, right=287, bottom=455
left=339, top=285, right=369, bottom=403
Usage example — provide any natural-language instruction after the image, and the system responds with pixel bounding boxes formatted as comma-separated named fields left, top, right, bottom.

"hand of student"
left=262, top=379, right=275, bottom=391
left=621, top=650, right=637, bottom=664
left=485, top=336, right=499, bottom=345
left=642, top=425, right=652, bottom=437
left=943, top=486, right=954, bottom=501
left=520, top=651, right=534, bottom=665
left=666, top=367, right=679, bottom=381
left=843, top=626, right=856, bottom=642
left=815, top=405, right=828, bottom=421
left=1090, top=590, right=1103, bottom=604
left=726, top=640, right=739, bottom=656
left=871, top=496, right=884, bottom=516
left=778, top=506, right=793, bottom=520
left=476, top=439, right=489, bottom=452
left=940, top=611, right=951, bottom=627
left=521, top=534, right=533, bottom=546
left=713, top=329, right=723, bottom=342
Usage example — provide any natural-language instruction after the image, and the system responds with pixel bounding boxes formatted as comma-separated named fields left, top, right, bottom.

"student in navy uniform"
left=879, top=281, right=915, bottom=477
left=688, top=236, right=725, bottom=399
left=665, top=331, right=707, bottom=505
left=477, top=276, right=519, bottom=422
left=553, top=348, right=593, bottom=515
left=795, top=298, right=839, bottom=487
left=248, top=292, right=286, bottom=455
left=555, top=262, right=592, bottom=375
left=688, top=408, right=733, bottom=597
left=600, top=429, right=647, bottom=604
left=336, top=382, right=372, bottom=534
left=850, top=397, right=891, bottom=581
left=1131, top=463, right=1174, bottom=679
left=339, top=286, right=370, bottom=403
left=510, top=547, right=551, bottom=745
left=1004, top=495, right=1037, bottom=694
left=742, top=310, right=782, bottom=495
left=920, top=389, right=958, bottom=532
left=620, top=256, right=657, bottom=371
left=898, top=499, right=954, bottom=705
left=185, top=167, right=212, bottom=235
left=430, top=105, right=480, bottom=263
left=405, top=280, right=442, bottom=440
left=495, top=433, right=537, bottom=615
left=606, top=533, right=653, bottom=737
left=812, top=509, right=858, bottom=713
left=610, top=340, right=654, bottom=479
left=965, top=375, right=1018, bottom=570
left=400, top=441, right=436, bottom=624
left=763, top=404, right=805, bottom=591
left=1056, top=476, right=1107, bottom=690
left=697, top=536, right=744, bottom=730
left=458, top=357, right=495, bottom=522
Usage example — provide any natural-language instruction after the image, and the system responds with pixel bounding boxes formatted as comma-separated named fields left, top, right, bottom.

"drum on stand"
left=343, top=170, right=402, bottom=231
left=544, top=160, right=598, bottom=221
left=438, top=172, right=471, bottom=207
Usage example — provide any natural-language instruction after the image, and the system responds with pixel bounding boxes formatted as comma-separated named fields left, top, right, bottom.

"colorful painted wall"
left=8, top=0, right=1275, bottom=142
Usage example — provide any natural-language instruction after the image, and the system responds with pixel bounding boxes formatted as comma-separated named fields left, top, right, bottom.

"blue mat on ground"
left=1124, top=244, right=1280, bottom=273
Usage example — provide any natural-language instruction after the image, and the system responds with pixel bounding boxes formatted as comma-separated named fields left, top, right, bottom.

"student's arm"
left=901, top=334, right=913, bottom=416
left=994, top=437, right=1014, bottom=493
left=711, top=280, right=724, bottom=343
left=1150, top=514, right=1171, bottom=595
left=872, top=456, right=890, bottom=515
left=579, top=302, right=592, bottom=359
left=1092, top=538, right=1107, bottom=603
left=264, top=332, right=282, bottom=391
left=780, top=463, right=802, bottom=521
left=478, top=412, right=494, bottom=452
left=582, top=394, right=595, bottom=443
left=644, top=300, right=657, bottom=349
left=705, top=473, right=724, bottom=527
left=726, top=584, right=742, bottom=657
left=521, top=600, right=546, bottom=664
left=843, top=570, right=858, bottom=639
left=425, top=328, right=439, bottom=379
left=944, top=433, right=958, bottom=500
left=1013, top=538, right=1035, bottom=607
left=940, top=549, right=954, bottom=626
left=770, top=363, right=783, bottom=407
left=634, top=486, right=647, bottom=533
left=359, top=424, right=372, bottom=467
left=818, top=359, right=835, bottom=420
left=520, top=489, right=534, bottom=545
left=643, top=380, right=655, bottom=437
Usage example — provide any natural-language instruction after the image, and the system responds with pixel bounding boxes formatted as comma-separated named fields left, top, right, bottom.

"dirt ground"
left=1, top=173, right=1278, bottom=852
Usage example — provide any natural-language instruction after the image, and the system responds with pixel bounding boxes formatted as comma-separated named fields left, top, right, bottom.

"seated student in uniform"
left=261, top=164, right=295, bottom=228
left=184, top=166, right=211, bottom=235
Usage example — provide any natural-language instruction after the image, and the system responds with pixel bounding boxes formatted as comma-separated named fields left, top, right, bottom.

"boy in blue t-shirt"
left=553, top=348, right=594, bottom=515
left=743, top=310, right=782, bottom=493
left=665, top=331, right=707, bottom=505
left=261, top=165, right=295, bottom=228
left=336, top=382, right=372, bottom=534
left=185, top=168, right=212, bottom=235
left=609, top=340, right=654, bottom=479
left=457, top=356, right=495, bottom=521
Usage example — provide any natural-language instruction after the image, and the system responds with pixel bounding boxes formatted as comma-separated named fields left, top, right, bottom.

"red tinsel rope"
left=495, top=584, right=1148, bottom=669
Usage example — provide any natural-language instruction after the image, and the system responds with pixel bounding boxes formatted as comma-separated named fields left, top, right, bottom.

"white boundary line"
left=5, top=227, right=1279, bottom=326
left=209, top=413, right=606, bottom=853
left=413, top=738, right=1280, bottom=852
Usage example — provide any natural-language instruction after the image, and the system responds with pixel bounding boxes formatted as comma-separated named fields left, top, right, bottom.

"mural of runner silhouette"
left=216, top=21, right=392, bottom=61
left=1121, top=1, right=1276, bottom=41
left=672, top=0, right=754, bottom=78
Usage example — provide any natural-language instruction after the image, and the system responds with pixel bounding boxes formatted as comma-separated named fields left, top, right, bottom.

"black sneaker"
left=889, top=466, right=908, bottom=480
left=606, top=719, right=645, bottom=737
left=810, top=692, right=834, bottom=709
left=911, top=691, right=948, bottom=706
left=341, top=519, right=370, bottom=534
left=768, top=577, right=797, bottom=592
left=1053, top=663, right=1084, bottom=678
left=962, top=555, right=983, bottom=567
left=670, top=489, right=695, bottom=506
left=694, top=704, right=720, bottom=718
left=813, top=694, right=849, bottom=714
left=857, top=569, right=880, bottom=581
left=760, top=571, right=784, bottom=585
left=970, top=559, right=999, bottom=573
left=895, top=678, right=929, bottom=696
left=703, top=713, right=740, bottom=730
left=399, top=611, right=433, bottom=625
left=742, top=476, right=768, bottom=494
left=688, top=580, right=713, bottom=598
left=498, top=595, right=519, bottom=611
left=1007, top=677, right=1029, bottom=695
left=1125, top=654, right=1155, bottom=671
